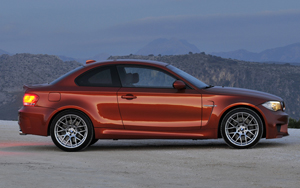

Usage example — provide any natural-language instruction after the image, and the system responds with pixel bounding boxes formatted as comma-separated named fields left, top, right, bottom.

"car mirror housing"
left=173, top=80, right=186, bottom=90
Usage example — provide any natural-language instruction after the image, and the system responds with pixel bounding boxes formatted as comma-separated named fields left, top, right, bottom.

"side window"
left=75, top=66, right=120, bottom=87
left=88, top=69, right=112, bottom=84
left=117, top=65, right=177, bottom=88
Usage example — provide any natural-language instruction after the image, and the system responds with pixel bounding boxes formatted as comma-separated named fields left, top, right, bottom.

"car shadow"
left=85, top=139, right=288, bottom=151
left=87, top=140, right=228, bottom=151
left=0, top=139, right=289, bottom=153
left=254, top=140, right=289, bottom=149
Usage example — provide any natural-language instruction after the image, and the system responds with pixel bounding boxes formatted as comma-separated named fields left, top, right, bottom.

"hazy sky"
left=1, top=0, right=300, bottom=57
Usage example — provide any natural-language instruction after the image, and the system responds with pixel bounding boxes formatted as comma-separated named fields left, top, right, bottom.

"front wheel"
left=221, top=108, right=263, bottom=149
left=50, top=110, right=94, bottom=152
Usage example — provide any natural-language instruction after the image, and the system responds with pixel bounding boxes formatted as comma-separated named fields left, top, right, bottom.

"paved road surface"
left=0, top=120, right=299, bottom=188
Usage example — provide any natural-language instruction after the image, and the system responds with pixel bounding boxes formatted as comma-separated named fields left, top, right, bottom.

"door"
left=117, top=65, right=202, bottom=131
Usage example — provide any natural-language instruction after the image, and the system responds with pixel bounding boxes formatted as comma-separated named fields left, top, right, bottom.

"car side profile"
left=18, top=59, right=289, bottom=151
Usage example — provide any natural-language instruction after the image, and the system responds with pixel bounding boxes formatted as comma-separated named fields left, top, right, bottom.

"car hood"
left=204, top=86, right=283, bottom=102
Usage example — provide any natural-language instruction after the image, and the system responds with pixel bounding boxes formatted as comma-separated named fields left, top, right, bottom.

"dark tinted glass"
left=117, top=65, right=176, bottom=88
left=75, top=66, right=121, bottom=87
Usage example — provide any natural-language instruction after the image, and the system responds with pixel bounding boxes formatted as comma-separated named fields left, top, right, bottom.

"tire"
left=50, top=110, right=94, bottom=152
left=221, top=107, right=263, bottom=149
left=89, top=139, right=99, bottom=146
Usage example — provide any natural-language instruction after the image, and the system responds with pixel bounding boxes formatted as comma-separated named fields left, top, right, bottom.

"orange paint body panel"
left=117, top=87, right=201, bottom=131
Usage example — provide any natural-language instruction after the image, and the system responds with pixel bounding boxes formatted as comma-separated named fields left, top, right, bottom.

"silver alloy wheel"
left=224, top=112, right=259, bottom=146
left=54, top=114, right=88, bottom=148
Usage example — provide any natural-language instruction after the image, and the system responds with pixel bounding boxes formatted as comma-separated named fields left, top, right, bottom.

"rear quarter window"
left=75, top=66, right=121, bottom=87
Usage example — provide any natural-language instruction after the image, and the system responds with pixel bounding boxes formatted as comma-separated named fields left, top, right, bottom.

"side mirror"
left=173, top=80, right=186, bottom=90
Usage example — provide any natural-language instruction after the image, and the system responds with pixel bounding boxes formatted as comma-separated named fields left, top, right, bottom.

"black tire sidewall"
left=221, top=107, right=263, bottom=149
left=89, top=139, right=99, bottom=146
left=50, top=110, right=94, bottom=152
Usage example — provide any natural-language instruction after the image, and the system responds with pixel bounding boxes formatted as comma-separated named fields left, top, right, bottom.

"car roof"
left=52, top=59, right=171, bottom=86
left=85, top=59, right=169, bottom=67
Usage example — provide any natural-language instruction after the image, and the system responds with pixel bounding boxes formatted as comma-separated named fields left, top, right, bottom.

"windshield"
left=167, top=65, right=208, bottom=89
left=50, top=66, right=84, bottom=85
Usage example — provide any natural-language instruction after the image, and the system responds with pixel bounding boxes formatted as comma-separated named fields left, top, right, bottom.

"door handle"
left=121, top=94, right=137, bottom=100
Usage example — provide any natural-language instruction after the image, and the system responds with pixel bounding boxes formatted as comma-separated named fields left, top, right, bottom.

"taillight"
left=23, top=94, right=39, bottom=106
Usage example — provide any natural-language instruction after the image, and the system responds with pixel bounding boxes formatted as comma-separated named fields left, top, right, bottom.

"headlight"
left=262, top=101, right=283, bottom=111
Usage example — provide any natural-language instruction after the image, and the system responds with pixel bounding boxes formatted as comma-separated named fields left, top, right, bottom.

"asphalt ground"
left=0, top=120, right=299, bottom=188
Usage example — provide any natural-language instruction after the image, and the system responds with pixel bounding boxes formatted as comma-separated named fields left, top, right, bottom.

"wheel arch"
left=47, top=108, right=94, bottom=136
left=217, top=105, right=266, bottom=138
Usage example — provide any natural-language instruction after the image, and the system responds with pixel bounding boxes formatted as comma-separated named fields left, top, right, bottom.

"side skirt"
left=94, top=128, right=218, bottom=139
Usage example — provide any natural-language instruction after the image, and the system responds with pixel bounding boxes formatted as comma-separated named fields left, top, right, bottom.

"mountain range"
left=57, top=53, right=110, bottom=64
left=0, top=49, right=10, bottom=56
left=211, top=43, right=300, bottom=63
left=3, top=41, right=300, bottom=64
left=0, top=49, right=110, bottom=64
left=56, top=38, right=200, bottom=63
left=136, top=38, right=200, bottom=56
left=55, top=41, right=300, bottom=64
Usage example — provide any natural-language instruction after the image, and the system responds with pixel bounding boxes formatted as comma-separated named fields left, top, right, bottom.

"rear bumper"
left=18, top=106, right=56, bottom=136
left=18, top=116, right=27, bottom=135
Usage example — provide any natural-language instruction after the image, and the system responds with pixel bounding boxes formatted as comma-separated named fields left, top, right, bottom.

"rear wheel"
left=221, top=108, right=263, bottom=149
left=50, top=110, right=93, bottom=152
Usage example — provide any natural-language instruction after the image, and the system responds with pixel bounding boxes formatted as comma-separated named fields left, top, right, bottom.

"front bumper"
left=257, top=105, right=289, bottom=139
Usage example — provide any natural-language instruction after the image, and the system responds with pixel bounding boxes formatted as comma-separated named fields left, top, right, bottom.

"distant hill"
left=57, top=55, right=78, bottom=62
left=211, top=42, right=300, bottom=63
left=109, top=53, right=300, bottom=120
left=211, top=49, right=259, bottom=62
left=0, top=53, right=81, bottom=120
left=0, top=49, right=10, bottom=55
left=136, top=38, right=200, bottom=56
left=57, top=53, right=110, bottom=64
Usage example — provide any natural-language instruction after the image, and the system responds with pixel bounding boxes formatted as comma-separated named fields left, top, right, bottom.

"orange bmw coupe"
left=18, top=59, right=288, bottom=151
